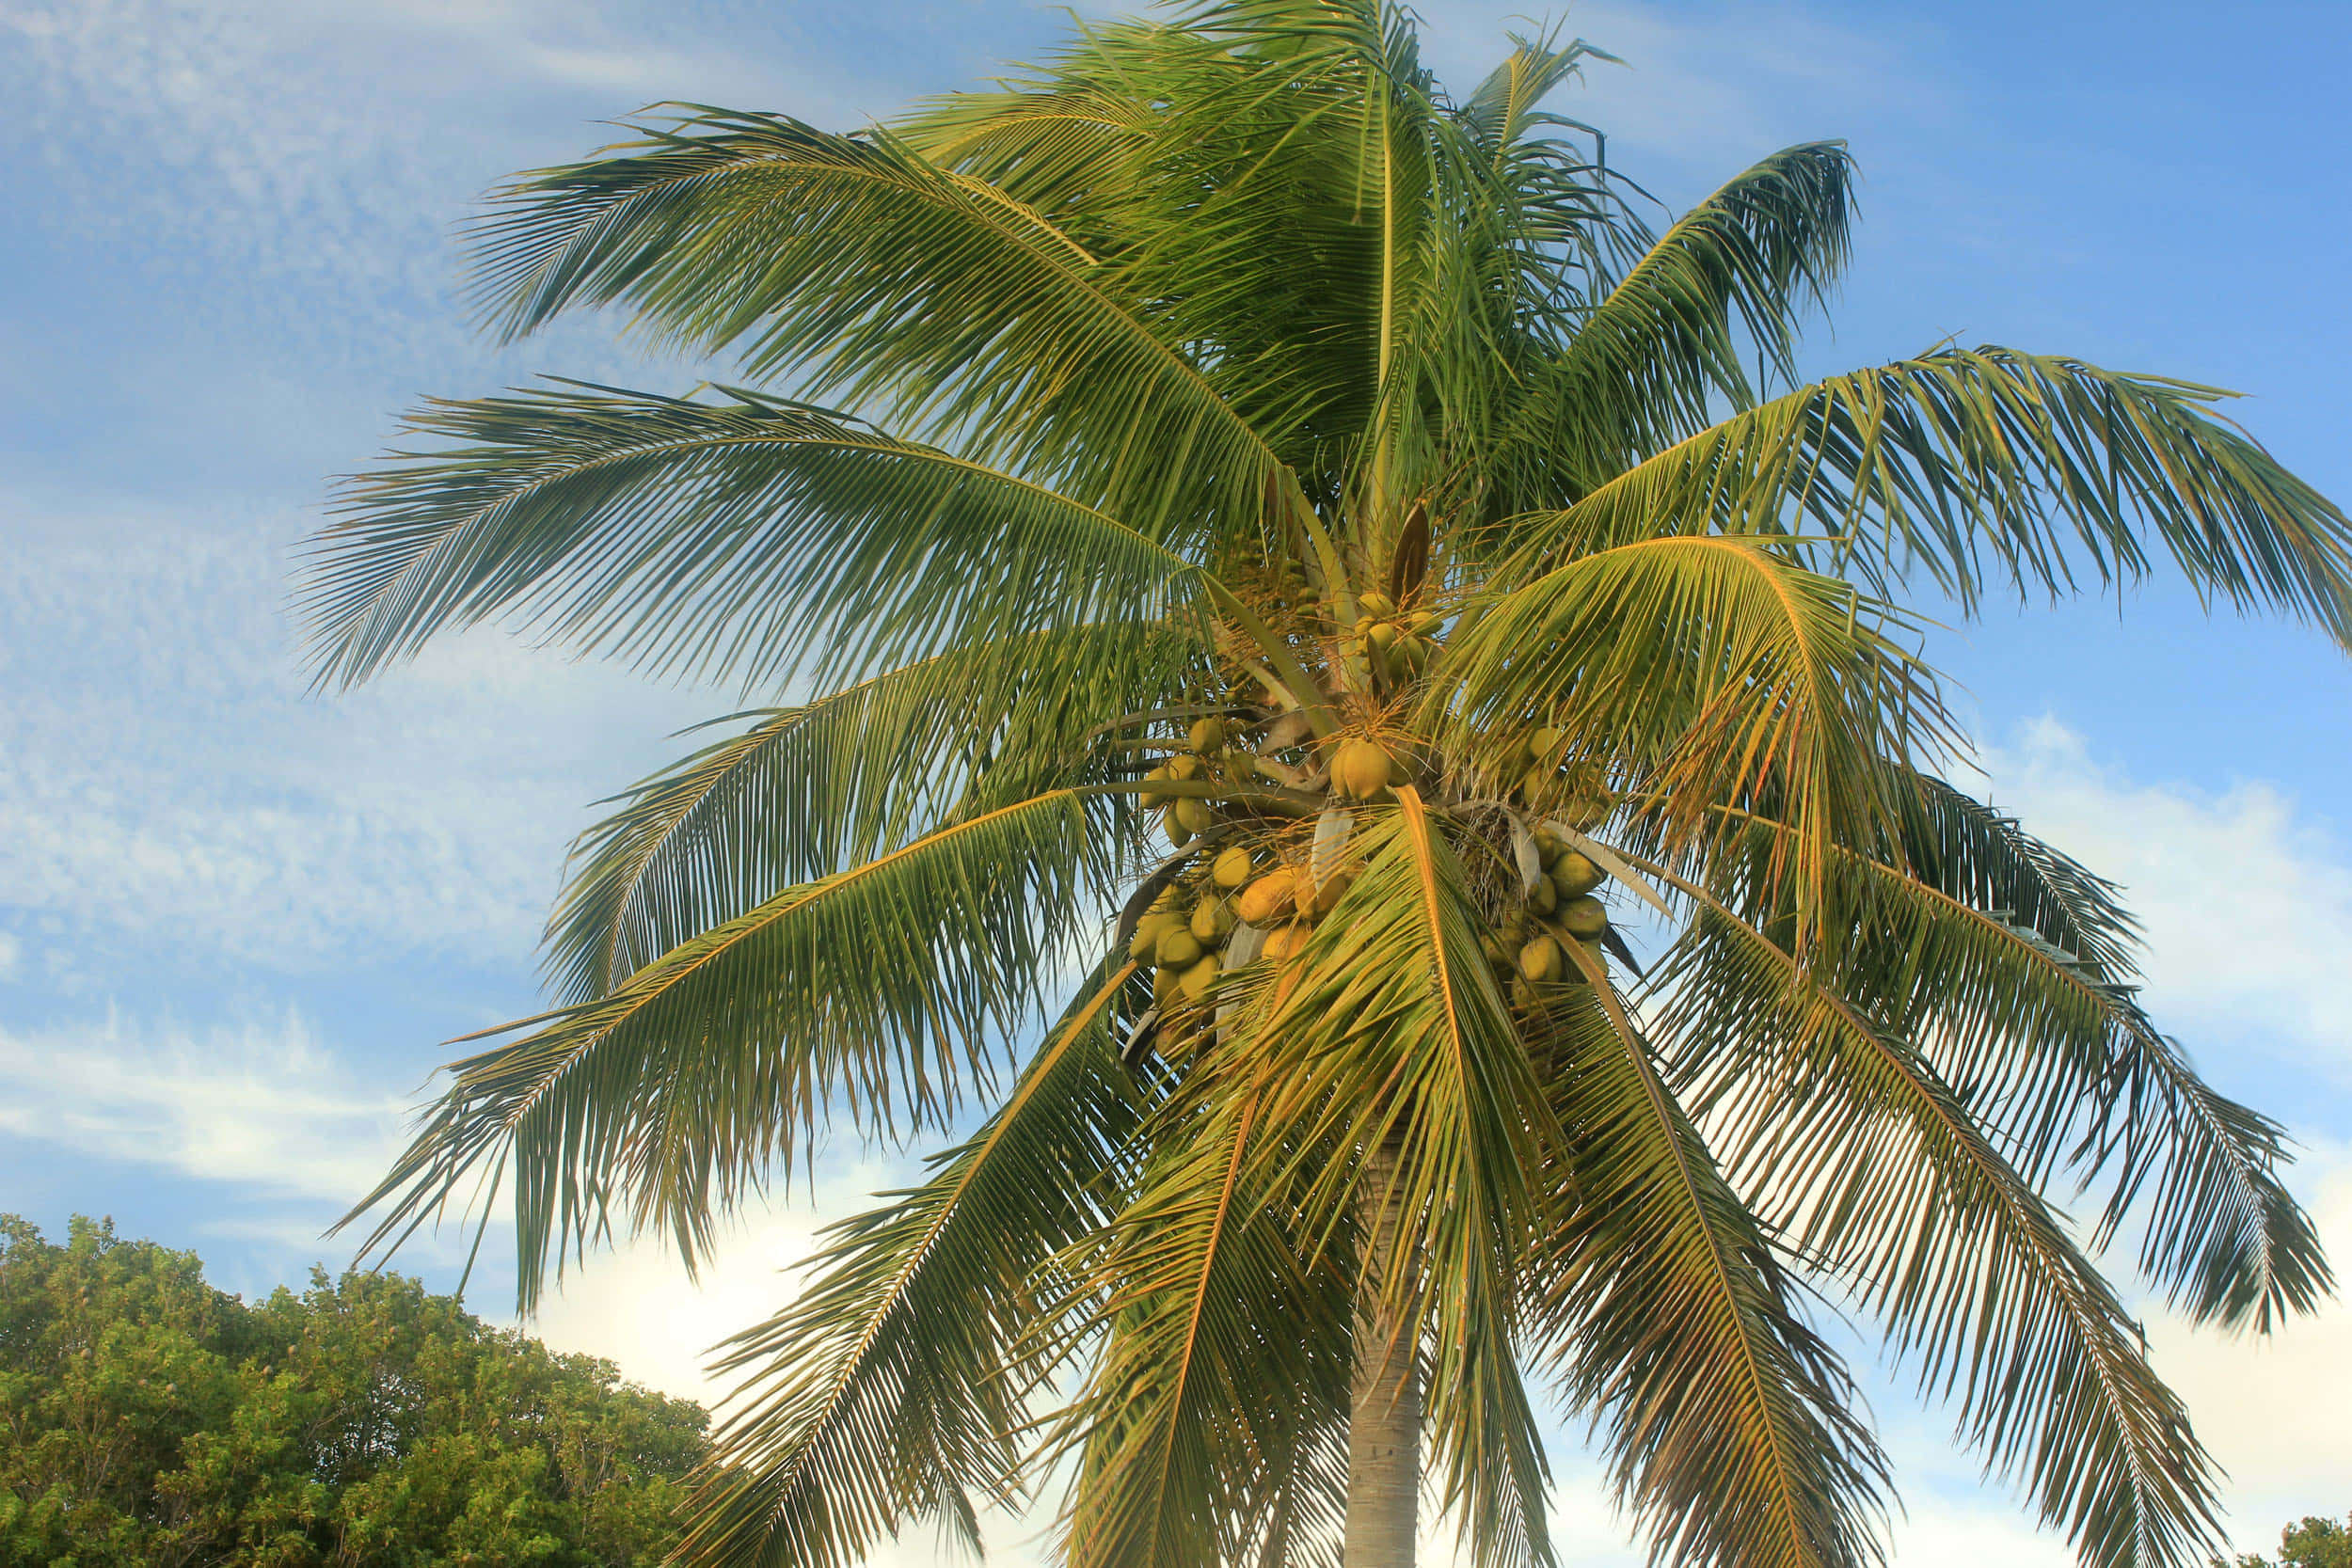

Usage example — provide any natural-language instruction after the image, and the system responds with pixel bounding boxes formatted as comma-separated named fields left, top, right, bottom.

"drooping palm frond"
left=1650, top=891, right=2222, bottom=1568
left=1230, top=798, right=1560, bottom=1567
left=683, top=961, right=1152, bottom=1568
left=1437, top=536, right=1957, bottom=945
left=338, top=790, right=1116, bottom=1306
left=544, top=625, right=1195, bottom=1003
left=300, top=385, right=1216, bottom=691
left=1497, top=348, right=2352, bottom=645
left=1530, top=983, right=1890, bottom=1568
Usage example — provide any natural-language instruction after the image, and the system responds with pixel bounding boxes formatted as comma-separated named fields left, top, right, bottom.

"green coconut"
left=1129, top=910, right=1186, bottom=959
left=1509, top=975, right=1539, bottom=1009
left=1172, top=797, right=1217, bottom=835
left=1178, top=953, right=1221, bottom=1000
left=1527, top=874, right=1559, bottom=915
left=1551, top=850, right=1604, bottom=896
left=1357, top=590, right=1395, bottom=618
left=1518, top=933, right=1564, bottom=983
left=1188, top=716, right=1228, bottom=753
left=1559, top=895, right=1608, bottom=939
left=1365, top=621, right=1400, bottom=651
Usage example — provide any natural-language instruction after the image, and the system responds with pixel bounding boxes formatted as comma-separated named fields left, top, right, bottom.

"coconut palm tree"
left=309, top=7, right=2344, bottom=1568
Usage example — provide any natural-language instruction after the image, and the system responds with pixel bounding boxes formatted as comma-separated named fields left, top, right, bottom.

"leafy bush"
left=0, top=1214, right=707, bottom=1567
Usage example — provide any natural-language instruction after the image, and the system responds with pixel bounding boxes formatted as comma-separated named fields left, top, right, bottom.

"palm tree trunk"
left=1344, top=1131, right=1420, bottom=1568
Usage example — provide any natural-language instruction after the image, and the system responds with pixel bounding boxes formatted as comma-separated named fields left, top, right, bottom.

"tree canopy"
left=303, top=5, right=2343, bottom=1567
left=0, top=1215, right=707, bottom=1568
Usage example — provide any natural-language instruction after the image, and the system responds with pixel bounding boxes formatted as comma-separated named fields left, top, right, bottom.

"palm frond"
left=1497, top=348, right=2352, bottom=646
left=545, top=625, right=1194, bottom=1003
left=1652, top=890, right=2224, bottom=1568
left=1508, top=142, right=1853, bottom=493
left=1530, top=982, right=1890, bottom=1568
left=464, top=107, right=1285, bottom=539
left=337, top=790, right=1114, bottom=1307
left=681, top=961, right=1152, bottom=1568
left=1437, top=536, right=1957, bottom=948
left=1233, top=796, right=1560, bottom=1567
left=300, top=384, right=1209, bottom=690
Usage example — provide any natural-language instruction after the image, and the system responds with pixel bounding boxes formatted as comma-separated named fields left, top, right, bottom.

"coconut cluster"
left=1123, top=697, right=1621, bottom=1031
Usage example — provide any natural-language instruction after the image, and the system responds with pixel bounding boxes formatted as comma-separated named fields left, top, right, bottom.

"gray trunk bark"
left=1343, top=1132, right=1420, bottom=1568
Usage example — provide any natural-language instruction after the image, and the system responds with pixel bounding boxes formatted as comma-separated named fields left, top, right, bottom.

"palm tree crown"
left=309, top=8, right=2343, bottom=1568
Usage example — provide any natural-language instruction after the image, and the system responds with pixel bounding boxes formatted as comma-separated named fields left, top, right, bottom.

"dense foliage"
left=304, top=4, right=2344, bottom=1566
left=2225, top=1515, right=2352, bottom=1568
left=0, top=1216, right=706, bottom=1567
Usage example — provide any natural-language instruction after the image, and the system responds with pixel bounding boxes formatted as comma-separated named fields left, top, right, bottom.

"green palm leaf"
left=338, top=790, right=1113, bottom=1306
left=1501, top=348, right=2352, bottom=643
left=300, top=385, right=1212, bottom=690
left=682, top=961, right=1152, bottom=1568
left=545, top=625, right=1194, bottom=1002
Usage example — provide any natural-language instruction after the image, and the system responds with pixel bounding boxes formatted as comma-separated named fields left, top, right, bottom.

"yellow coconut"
left=1532, top=725, right=1565, bottom=754
left=1358, top=591, right=1395, bottom=618
left=1162, top=805, right=1193, bottom=847
left=1235, top=869, right=1296, bottom=927
left=1312, top=865, right=1357, bottom=915
left=1261, top=923, right=1309, bottom=961
left=1509, top=975, right=1539, bottom=1010
left=1190, top=895, right=1235, bottom=944
left=1155, top=926, right=1205, bottom=968
left=1517, top=764, right=1551, bottom=801
left=1178, top=953, right=1221, bottom=1001
left=1152, top=964, right=1177, bottom=1007
left=1168, top=753, right=1205, bottom=782
left=1518, top=933, right=1564, bottom=983
left=1527, top=874, right=1558, bottom=915
left=1559, top=895, right=1608, bottom=939
left=1188, top=716, right=1228, bottom=753
left=1551, top=850, right=1604, bottom=897
left=1212, top=846, right=1253, bottom=889
left=1172, top=797, right=1217, bottom=836
left=1139, top=765, right=1172, bottom=810
left=1129, top=910, right=1186, bottom=959
left=1332, top=738, right=1393, bottom=800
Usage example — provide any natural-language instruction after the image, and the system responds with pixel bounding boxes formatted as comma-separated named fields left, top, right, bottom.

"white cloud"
left=0, top=1006, right=404, bottom=1199
left=1984, top=716, right=2352, bottom=1075
left=0, top=496, right=707, bottom=977
left=2147, top=1151, right=2352, bottom=1550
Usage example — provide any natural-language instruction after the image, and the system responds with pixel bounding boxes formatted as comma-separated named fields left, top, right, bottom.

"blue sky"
left=3, top=1, right=2349, bottom=1563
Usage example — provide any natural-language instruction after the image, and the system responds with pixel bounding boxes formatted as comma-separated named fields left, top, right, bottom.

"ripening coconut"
left=1155, top=927, right=1205, bottom=968
left=1332, top=737, right=1394, bottom=800
left=1518, top=933, right=1565, bottom=983
left=1235, top=870, right=1296, bottom=927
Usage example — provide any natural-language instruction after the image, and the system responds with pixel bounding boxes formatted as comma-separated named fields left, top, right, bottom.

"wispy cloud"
left=0, top=1006, right=404, bottom=1199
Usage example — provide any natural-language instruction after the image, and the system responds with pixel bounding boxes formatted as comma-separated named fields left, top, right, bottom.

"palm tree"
left=308, top=7, right=2344, bottom=1568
